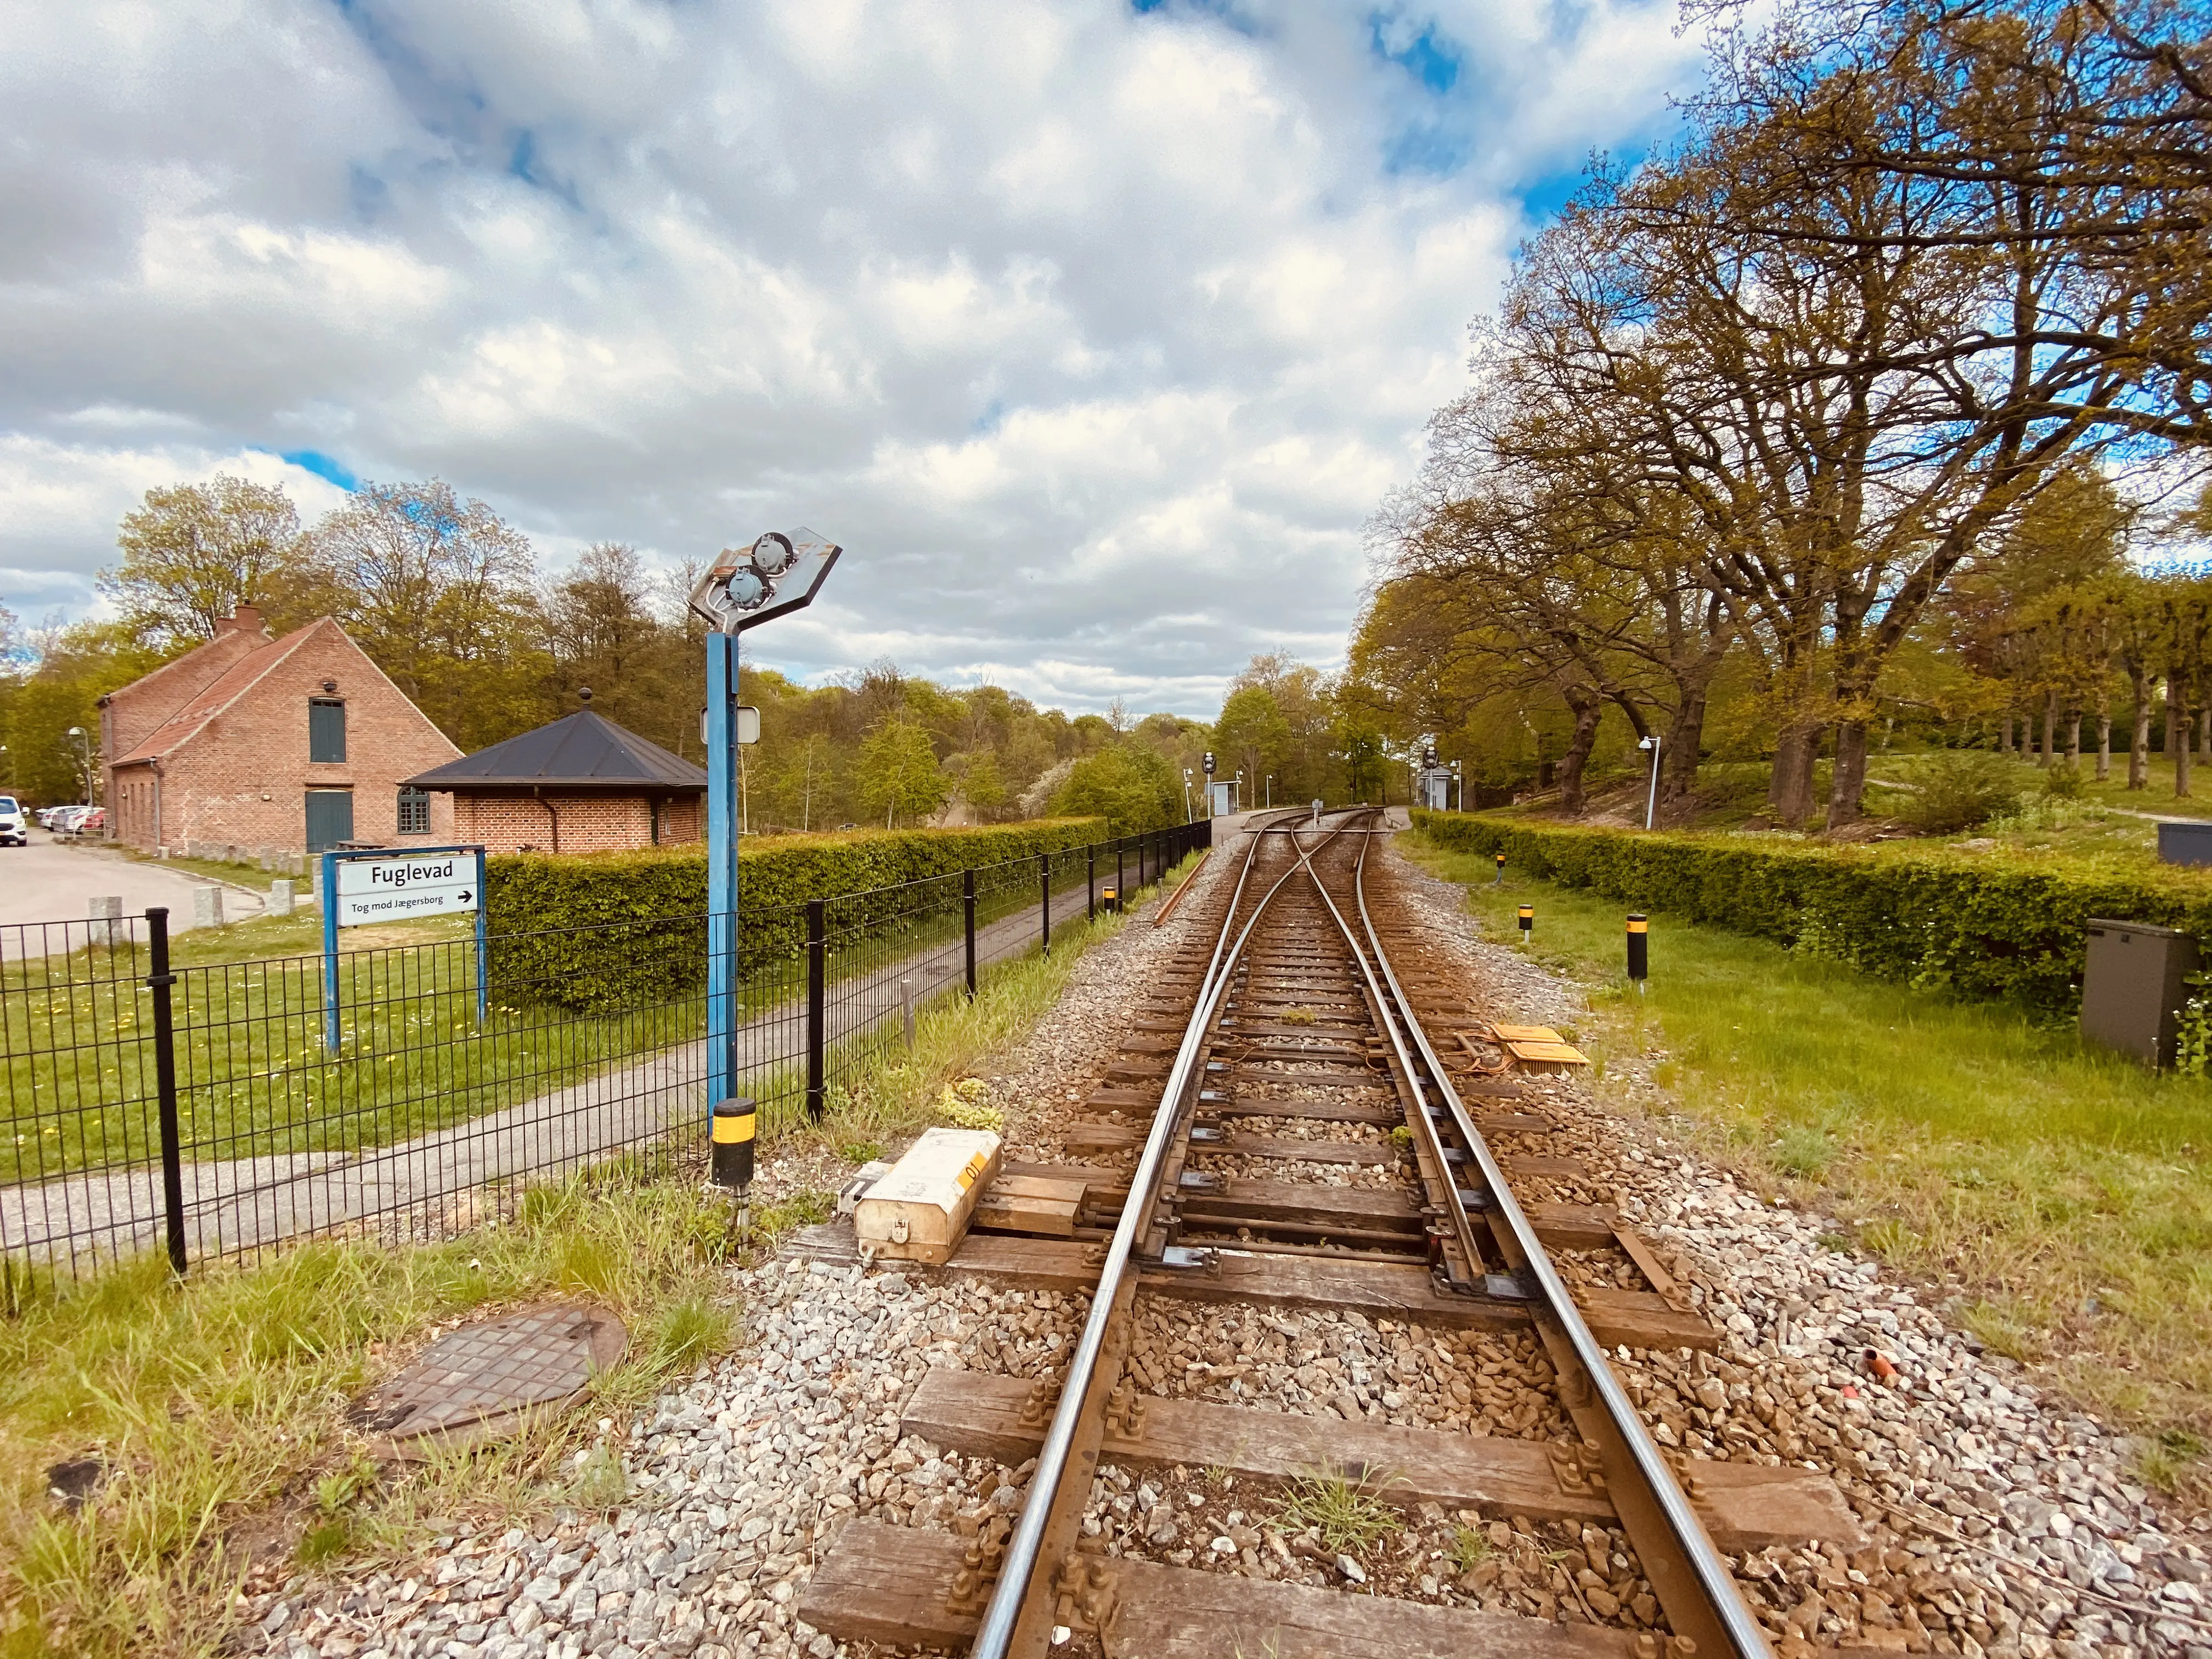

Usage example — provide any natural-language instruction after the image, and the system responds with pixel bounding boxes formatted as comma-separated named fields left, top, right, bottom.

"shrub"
left=1413, top=808, right=2212, bottom=1015
left=1050, top=746, right=1183, bottom=833
left=1893, top=751, right=2021, bottom=834
left=484, top=819, right=1113, bottom=1013
left=2043, top=761, right=2087, bottom=800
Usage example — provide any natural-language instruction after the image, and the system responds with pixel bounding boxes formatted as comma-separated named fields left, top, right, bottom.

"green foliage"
left=956, top=750, right=1009, bottom=820
left=857, top=718, right=948, bottom=827
left=1274, top=1467, right=1402, bottom=1554
left=484, top=819, right=1109, bottom=1013
left=2177, top=981, right=2212, bottom=1080
left=1413, top=808, right=2212, bottom=1015
left=1049, top=744, right=1182, bottom=833
left=1892, top=751, right=2020, bottom=834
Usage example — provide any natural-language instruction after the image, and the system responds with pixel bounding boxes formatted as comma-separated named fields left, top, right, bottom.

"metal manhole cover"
left=360, top=1304, right=625, bottom=1450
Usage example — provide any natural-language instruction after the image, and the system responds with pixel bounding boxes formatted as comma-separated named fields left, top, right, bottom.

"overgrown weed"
left=1273, top=1466, right=1402, bottom=1556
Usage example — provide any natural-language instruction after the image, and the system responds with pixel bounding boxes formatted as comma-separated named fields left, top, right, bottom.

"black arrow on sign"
left=458, top=890, right=473, bottom=902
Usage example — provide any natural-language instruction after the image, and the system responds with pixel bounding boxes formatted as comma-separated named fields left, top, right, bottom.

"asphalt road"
left=0, top=830, right=265, bottom=934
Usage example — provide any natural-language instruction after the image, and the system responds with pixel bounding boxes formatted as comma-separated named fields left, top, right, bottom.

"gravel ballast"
left=239, top=828, right=2212, bottom=1659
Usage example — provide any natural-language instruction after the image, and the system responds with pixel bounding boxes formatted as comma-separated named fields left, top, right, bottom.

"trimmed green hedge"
left=1411, top=809, right=2212, bottom=1015
left=486, top=819, right=1113, bottom=1013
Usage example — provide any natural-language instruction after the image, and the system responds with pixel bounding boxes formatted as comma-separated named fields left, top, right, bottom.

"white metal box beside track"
left=853, top=1127, right=1002, bottom=1265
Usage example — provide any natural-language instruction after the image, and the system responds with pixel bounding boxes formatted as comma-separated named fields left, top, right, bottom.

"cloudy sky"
left=2, top=0, right=1702, bottom=715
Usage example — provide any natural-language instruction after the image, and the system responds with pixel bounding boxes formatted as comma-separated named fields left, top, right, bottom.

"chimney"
left=218, top=605, right=266, bottom=636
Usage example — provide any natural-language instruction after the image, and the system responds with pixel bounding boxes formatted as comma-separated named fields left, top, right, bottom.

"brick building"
left=102, top=607, right=462, bottom=859
left=403, top=700, right=706, bottom=855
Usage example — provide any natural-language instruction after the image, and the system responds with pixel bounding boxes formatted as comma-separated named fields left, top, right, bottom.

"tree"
left=544, top=543, right=691, bottom=749
left=857, top=719, right=947, bottom=827
left=1214, top=684, right=1289, bottom=799
left=1050, top=744, right=1181, bottom=833
left=314, top=479, right=546, bottom=751
left=956, top=751, right=1009, bottom=821
left=101, top=476, right=328, bottom=641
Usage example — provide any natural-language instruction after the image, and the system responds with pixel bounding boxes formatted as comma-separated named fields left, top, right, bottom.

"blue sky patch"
left=279, top=449, right=359, bottom=490
left=1369, top=13, right=1460, bottom=94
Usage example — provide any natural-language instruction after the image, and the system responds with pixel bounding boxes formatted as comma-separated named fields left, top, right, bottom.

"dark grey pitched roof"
left=405, top=709, right=707, bottom=791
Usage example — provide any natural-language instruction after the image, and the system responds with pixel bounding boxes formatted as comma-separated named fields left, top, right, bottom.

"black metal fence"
left=0, top=820, right=1211, bottom=1293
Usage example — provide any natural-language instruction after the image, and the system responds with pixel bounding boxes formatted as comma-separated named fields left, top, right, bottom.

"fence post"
left=146, top=907, right=188, bottom=1277
left=900, top=977, right=916, bottom=1047
left=1039, top=852, right=1051, bottom=954
left=1087, top=846, right=1096, bottom=921
left=963, top=868, right=977, bottom=997
left=806, top=899, right=826, bottom=1121
left=1115, top=841, right=1124, bottom=913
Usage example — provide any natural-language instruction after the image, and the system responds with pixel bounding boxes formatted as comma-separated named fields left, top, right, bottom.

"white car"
left=0, top=795, right=23, bottom=847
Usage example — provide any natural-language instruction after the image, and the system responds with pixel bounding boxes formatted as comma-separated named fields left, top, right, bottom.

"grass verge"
left=1401, top=830, right=2212, bottom=1496
left=0, top=1162, right=742, bottom=1659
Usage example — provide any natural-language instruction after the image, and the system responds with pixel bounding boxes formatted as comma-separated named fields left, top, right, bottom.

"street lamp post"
left=689, top=529, right=843, bottom=1220
left=1638, top=733, right=1661, bottom=830
left=1265, top=774, right=1273, bottom=809
left=1182, top=769, right=1193, bottom=823
left=65, top=726, right=96, bottom=806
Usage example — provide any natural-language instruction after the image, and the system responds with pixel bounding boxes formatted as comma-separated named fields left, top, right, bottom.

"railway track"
left=802, top=810, right=1867, bottom=1658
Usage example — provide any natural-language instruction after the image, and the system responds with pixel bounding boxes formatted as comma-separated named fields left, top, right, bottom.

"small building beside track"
left=402, top=696, right=706, bottom=855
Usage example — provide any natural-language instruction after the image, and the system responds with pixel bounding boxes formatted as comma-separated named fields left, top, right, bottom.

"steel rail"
left=1338, top=828, right=1775, bottom=1659
left=970, top=809, right=1359, bottom=1659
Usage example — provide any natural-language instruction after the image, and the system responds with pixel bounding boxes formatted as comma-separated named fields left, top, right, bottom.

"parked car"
left=0, top=795, right=24, bottom=847
left=75, top=807, right=105, bottom=837
left=48, top=805, right=93, bottom=836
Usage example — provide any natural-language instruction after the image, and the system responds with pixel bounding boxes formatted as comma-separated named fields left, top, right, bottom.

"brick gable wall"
left=106, top=620, right=462, bottom=857
left=99, top=620, right=267, bottom=764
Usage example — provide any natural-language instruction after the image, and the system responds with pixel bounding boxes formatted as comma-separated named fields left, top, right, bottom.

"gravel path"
left=238, top=824, right=2212, bottom=1659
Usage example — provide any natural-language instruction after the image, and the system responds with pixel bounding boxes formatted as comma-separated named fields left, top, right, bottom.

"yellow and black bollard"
left=709, top=1096, right=756, bottom=1234
left=1101, top=883, right=1120, bottom=915
left=1517, top=904, right=1533, bottom=946
left=1492, top=851, right=1506, bottom=887
left=1627, top=913, right=1648, bottom=991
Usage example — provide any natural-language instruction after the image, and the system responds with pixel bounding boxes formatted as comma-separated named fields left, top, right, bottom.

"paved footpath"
left=2, top=849, right=1199, bottom=1272
left=0, top=830, right=265, bottom=935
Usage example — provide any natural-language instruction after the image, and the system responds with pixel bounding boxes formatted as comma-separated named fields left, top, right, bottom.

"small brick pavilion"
left=405, top=695, right=707, bottom=855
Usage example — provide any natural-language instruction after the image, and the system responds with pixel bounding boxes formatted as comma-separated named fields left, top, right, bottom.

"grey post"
left=192, top=884, right=223, bottom=930
left=268, top=878, right=295, bottom=918
left=900, top=977, right=915, bottom=1048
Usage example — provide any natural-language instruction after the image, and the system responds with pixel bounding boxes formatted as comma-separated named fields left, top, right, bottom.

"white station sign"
left=334, top=853, right=479, bottom=928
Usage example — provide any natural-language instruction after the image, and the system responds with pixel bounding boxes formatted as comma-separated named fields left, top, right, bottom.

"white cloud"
left=0, top=0, right=1702, bottom=711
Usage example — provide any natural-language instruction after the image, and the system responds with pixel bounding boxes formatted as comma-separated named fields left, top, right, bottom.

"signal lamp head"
left=725, top=566, right=773, bottom=611
left=749, top=531, right=799, bottom=577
